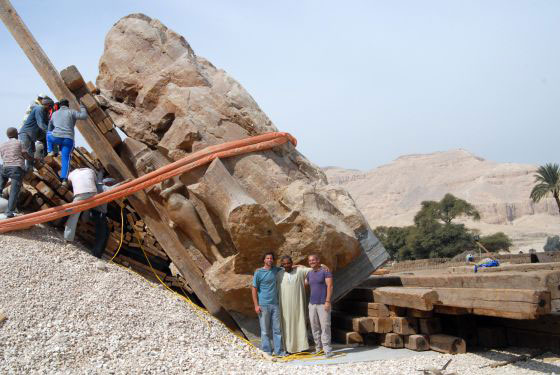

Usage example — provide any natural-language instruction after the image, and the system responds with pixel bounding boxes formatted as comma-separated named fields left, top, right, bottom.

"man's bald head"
left=6, top=127, right=18, bottom=139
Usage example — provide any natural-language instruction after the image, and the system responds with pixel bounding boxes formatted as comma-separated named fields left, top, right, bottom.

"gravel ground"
left=1, top=225, right=559, bottom=374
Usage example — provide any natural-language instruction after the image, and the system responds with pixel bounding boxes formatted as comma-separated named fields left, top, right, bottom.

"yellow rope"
left=109, top=206, right=125, bottom=261
left=108, top=217, right=340, bottom=363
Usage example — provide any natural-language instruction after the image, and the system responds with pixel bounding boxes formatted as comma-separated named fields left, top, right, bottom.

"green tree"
left=414, top=194, right=480, bottom=226
left=478, top=232, right=512, bottom=252
left=375, top=194, right=499, bottom=261
left=530, top=163, right=560, bottom=214
left=374, top=226, right=413, bottom=260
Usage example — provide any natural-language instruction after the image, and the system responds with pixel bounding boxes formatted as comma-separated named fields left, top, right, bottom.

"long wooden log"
left=373, top=287, right=438, bottom=311
left=429, top=334, right=466, bottom=354
left=0, top=0, right=241, bottom=335
left=398, top=270, right=560, bottom=299
left=433, top=288, right=550, bottom=320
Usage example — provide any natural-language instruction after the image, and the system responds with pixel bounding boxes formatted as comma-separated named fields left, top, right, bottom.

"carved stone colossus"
left=96, top=14, right=387, bottom=316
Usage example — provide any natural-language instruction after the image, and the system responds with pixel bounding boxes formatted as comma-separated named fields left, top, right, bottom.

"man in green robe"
left=276, top=256, right=329, bottom=353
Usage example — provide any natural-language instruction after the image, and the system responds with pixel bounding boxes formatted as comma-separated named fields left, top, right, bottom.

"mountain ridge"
left=324, top=149, right=560, bottom=251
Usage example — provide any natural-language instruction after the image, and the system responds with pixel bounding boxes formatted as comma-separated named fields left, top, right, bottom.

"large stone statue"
left=96, top=13, right=388, bottom=317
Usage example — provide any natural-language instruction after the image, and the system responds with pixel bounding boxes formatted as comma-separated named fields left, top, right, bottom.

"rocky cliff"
left=325, top=150, right=560, bottom=251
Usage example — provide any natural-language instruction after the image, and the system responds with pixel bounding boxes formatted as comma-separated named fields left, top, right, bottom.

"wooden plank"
left=392, top=317, right=418, bottom=335
left=398, top=270, right=560, bottom=299
left=373, top=287, right=438, bottom=311
left=379, top=333, right=403, bottom=349
left=404, top=334, right=429, bottom=351
left=433, top=288, right=551, bottom=320
left=429, top=334, right=466, bottom=354
left=0, top=1, right=241, bottom=335
left=332, top=328, right=363, bottom=345
left=35, top=181, right=54, bottom=199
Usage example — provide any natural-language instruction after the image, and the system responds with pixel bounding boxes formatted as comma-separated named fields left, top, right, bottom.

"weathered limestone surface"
left=96, top=14, right=387, bottom=316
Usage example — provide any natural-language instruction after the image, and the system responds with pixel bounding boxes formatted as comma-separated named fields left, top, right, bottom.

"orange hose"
left=0, top=132, right=296, bottom=233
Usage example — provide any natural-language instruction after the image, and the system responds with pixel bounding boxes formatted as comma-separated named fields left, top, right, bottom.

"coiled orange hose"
left=0, top=132, right=296, bottom=233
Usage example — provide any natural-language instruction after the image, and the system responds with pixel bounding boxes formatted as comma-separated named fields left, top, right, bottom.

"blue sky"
left=1, top=1, right=559, bottom=170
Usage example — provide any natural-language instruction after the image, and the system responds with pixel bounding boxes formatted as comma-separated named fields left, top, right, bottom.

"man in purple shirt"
left=306, top=253, right=334, bottom=358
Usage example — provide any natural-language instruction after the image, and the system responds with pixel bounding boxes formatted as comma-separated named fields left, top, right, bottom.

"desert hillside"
left=325, top=149, right=560, bottom=251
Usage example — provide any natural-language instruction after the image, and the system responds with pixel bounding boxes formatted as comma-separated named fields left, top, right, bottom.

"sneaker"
left=325, top=351, right=334, bottom=358
left=5, top=213, right=14, bottom=218
left=312, top=347, right=323, bottom=355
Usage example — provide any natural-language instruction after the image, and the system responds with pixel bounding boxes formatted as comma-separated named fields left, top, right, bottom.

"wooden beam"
left=373, top=287, right=438, bottom=311
left=0, top=0, right=241, bottom=335
left=398, top=270, right=560, bottom=300
left=433, top=288, right=550, bottom=320
left=404, top=334, right=429, bottom=351
left=429, top=334, right=466, bottom=354
left=332, top=328, right=363, bottom=345
left=379, top=333, right=404, bottom=348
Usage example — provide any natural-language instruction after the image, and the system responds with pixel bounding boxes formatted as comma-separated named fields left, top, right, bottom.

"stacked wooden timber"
left=2, top=149, right=189, bottom=295
left=334, top=295, right=466, bottom=354
left=59, top=68, right=122, bottom=148
left=334, top=261, right=560, bottom=353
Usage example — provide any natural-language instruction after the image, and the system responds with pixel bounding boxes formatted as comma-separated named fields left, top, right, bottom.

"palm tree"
left=530, top=163, right=560, bottom=214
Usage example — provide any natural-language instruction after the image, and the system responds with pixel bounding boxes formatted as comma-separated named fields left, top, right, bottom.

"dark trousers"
left=0, top=166, right=24, bottom=216
left=18, top=132, right=35, bottom=172
left=89, top=210, right=109, bottom=258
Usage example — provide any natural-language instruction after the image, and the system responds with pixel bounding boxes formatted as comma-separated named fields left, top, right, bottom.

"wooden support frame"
left=0, top=0, right=241, bottom=335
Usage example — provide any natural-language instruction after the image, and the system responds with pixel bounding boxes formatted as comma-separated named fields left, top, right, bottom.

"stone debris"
left=0, top=225, right=555, bottom=374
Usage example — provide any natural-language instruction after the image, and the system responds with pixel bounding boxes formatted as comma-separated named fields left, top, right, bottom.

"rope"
left=0, top=132, right=297, bottom=233
left=109, top=206, right=125, bottom=262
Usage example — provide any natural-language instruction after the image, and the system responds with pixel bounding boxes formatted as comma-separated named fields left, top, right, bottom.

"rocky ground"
left=0, top=225, right=558, bottom=374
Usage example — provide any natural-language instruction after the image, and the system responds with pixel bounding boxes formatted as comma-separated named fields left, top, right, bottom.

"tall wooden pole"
left=0, top=0, right=242, bottom=335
